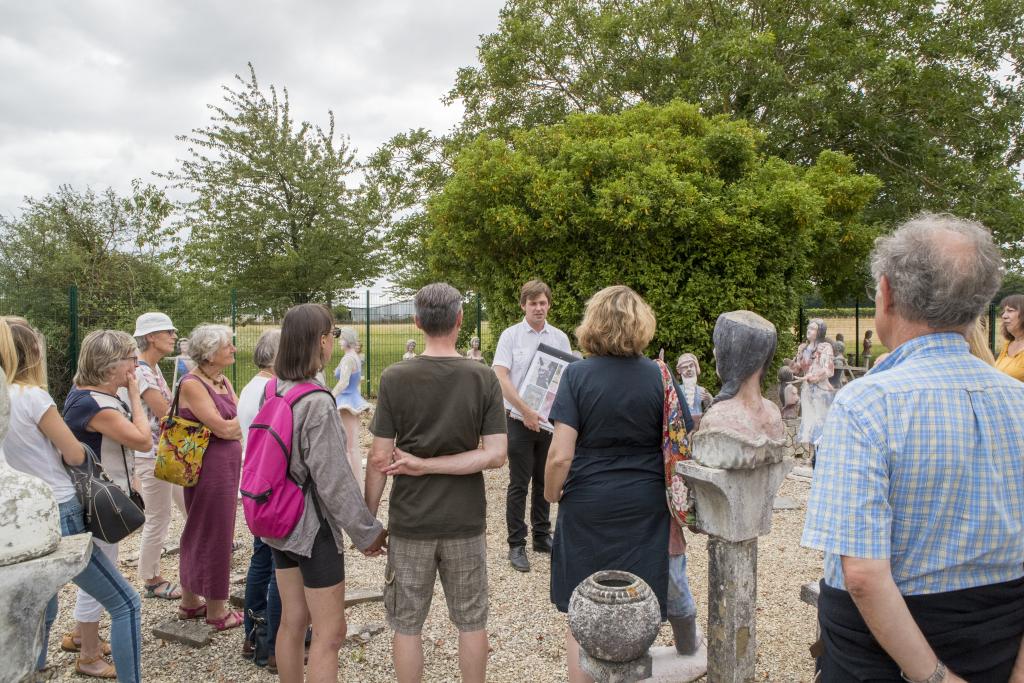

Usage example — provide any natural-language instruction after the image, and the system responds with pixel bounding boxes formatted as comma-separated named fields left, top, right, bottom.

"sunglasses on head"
left=331, top=328, right=341, bottom=338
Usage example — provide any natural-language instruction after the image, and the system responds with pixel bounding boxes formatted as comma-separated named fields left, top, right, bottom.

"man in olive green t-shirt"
left=366, top=282, right=507, bottom=683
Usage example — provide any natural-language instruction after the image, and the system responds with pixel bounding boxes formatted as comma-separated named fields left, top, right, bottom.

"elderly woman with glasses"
left=176, top=324, right=245, bottom=631
left=63, top=329, right=153, bottom=679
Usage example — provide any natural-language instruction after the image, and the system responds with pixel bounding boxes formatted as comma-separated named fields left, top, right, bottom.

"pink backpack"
left=241, top=378, right=330, bottom=539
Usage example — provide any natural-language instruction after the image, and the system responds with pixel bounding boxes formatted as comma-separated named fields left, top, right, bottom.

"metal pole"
left=798, top=305, right=804, bottom=348
left=855, top=297, right=861, bottom=367
left=231, top=288, right=238, bottom=386
left=476, top=293, right=482, bottom=346
left=990, top=304, right=997, bottom=355
left=69, top=285, right=79, bottom=379
left=365, top=290, right=371, bottom=396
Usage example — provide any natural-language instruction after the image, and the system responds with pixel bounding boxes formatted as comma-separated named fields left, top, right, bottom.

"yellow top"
left=995, top=346, right=1024, bottom=382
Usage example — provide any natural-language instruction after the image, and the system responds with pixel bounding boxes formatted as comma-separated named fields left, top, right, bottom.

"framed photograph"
left=509, top=343, right=579, bottom=432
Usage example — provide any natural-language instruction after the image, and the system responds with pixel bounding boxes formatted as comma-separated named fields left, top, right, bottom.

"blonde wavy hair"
left=0, top=317, right=48, bottom=389
left=575, top=286, right=656, bottom=357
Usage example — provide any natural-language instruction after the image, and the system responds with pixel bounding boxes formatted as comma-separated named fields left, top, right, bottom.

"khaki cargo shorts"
left=383, top=532, right=488, bottom=635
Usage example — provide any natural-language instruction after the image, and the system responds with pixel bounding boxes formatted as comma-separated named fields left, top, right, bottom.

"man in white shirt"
left=492, top=280, right=572, bottom=572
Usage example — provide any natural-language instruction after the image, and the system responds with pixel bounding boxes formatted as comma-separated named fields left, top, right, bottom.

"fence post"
left=231, top=288, right=238, bottom=387
left=797, top=305, right=804, bottom=346
left=365, top=290, right=371, bottom=396
left=476, top=293, right=482, bottom=345
left=855, top=298, right=861, bottom=367
left=990, top=304, right=997, bottom=355
left=68, top=285, right=79, bottom=378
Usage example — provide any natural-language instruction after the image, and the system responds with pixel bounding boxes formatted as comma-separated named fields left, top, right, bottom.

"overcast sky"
left=0, top=0, right=507, bottom=218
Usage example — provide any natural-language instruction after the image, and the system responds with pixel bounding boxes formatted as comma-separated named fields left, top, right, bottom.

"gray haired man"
left=802, top=214, right=1024, bottom=682
left=366, top=283, right=508, bottom=683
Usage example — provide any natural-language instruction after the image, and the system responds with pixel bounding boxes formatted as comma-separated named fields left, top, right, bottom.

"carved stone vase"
left=568, top=570, right=661, bottom=663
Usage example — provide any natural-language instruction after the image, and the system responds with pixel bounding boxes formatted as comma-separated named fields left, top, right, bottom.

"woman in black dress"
left=546, top=285, right=687, bottom=682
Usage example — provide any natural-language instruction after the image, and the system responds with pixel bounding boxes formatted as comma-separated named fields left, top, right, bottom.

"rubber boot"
left=668, top=614, right=700, bottom=656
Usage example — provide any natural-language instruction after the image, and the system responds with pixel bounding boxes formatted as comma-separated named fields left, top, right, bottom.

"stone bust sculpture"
left=692, top=310, right=787, bottom=468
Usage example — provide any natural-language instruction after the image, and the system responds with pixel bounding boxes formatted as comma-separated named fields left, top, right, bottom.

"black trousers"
left=505, top=417, right=552, bottom=547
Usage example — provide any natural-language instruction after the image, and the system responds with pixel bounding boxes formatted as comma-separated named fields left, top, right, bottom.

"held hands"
left=361, top=528, right=388, bottom=557
left=383, top=448, right=430, bottom=477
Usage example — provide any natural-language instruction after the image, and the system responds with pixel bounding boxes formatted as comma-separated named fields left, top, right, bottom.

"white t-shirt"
left=2, top=384, right=76, bottom=503
left=492, top=319, right=572, bottom=411
left=237, top=374, right=271, bottom=453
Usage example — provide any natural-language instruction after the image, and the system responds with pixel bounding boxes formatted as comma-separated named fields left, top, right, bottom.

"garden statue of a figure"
left=793, top=317, right=834, bottom=466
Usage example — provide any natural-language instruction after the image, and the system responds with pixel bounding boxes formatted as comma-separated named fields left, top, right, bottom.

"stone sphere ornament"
left=568, top=570, right=662, bottom=663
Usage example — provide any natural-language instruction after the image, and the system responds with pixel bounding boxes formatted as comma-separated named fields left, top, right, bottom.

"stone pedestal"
left=678, top=456, right=792, bottom=683
left=0, top=535, right=92, bottom=682
left=579, top=650, right=652, bottom=683
left=649, top=642, right=708, bottom=682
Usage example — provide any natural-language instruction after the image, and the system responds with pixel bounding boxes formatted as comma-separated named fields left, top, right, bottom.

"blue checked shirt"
left=801, top=333, right=1024, bottom=595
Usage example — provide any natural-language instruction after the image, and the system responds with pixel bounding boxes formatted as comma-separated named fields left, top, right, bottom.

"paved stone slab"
left=345, top=588, right=383, bottom=607
left=649, top=643, right=708, bottom=682
left=790, top=465, right=814, bottom=479
left=773, top=496, right=800, bottom=511
left=152, top=619, right=214, bottom=648
left=800, top=581, right=820, bottom=607
left=230, top=572, right=246, bottom=585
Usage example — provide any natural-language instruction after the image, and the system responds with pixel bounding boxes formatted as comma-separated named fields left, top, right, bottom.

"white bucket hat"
left=133, top=312, right=176, bottom=337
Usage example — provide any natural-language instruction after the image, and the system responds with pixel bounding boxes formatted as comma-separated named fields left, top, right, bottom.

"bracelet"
left=900, top=660, right=946, bottom=683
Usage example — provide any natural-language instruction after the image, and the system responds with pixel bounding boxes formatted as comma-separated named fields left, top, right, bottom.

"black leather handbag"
left=65, top=443, right=145, bottom=544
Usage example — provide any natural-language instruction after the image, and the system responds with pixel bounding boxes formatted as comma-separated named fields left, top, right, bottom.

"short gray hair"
left=414, top=283, right=463, bottom=336
left=253, top=329, right=281, bottom=369
left=337, top=327, right=358, bottom=348
left=870, top=213, right=1003, bottom=329
left=187, top=324, right=233, bottom=364
left=134, top=335, right=150, bottom=352
left=74, top=330, right=138, bottom=387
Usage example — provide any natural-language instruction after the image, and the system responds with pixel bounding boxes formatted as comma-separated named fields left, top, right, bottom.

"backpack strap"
left=282, top=381, right=332, bottom=406
left=264, top=377, right=278, bottom=402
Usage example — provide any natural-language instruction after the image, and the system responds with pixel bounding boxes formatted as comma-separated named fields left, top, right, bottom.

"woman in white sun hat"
left=130, top=312, right=187, bottom=600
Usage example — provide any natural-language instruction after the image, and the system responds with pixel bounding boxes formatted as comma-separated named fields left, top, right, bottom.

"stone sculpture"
left=568, top=570, right=662, bottom=682
left=0, top=368, right=92, bottom=682
left=678, top=311, right=794, bottom=682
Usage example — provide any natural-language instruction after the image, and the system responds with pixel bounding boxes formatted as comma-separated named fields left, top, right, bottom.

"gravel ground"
left=38, top=414, right=823, bottom=682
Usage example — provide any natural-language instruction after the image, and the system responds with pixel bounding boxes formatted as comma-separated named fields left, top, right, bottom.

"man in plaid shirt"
left=802, top=213, right=1024, bottom=683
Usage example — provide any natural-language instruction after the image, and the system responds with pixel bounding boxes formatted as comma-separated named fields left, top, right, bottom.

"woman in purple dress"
left=176, top=324, right=244, bottom=630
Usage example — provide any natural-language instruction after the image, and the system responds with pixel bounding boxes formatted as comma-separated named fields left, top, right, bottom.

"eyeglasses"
left=331, top=328, right=342, bottom=338
left=865, top=282, right=877, bottom=303
left=122, top=355, right=139, bottom=364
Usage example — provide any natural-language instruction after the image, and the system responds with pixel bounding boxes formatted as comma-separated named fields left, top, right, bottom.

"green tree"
left=165, top=64, right=381, bottom=306
left=0, top=182, right=177, bottom=399
left=426, top=101, right=880, bottom=366
left=447, top=0, right=1024, bottom=276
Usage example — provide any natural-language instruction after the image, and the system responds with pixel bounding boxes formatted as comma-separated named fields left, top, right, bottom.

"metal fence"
left=799, top=299, right=1000, bottom=367
left=0, top=287, right=486, bottom=405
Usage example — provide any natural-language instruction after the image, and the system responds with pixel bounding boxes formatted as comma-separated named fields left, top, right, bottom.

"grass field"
left=154, top=321, right=493, bottom=397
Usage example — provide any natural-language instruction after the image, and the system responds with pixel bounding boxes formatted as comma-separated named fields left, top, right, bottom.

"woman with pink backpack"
left=242, top=303, right=387, bottom=683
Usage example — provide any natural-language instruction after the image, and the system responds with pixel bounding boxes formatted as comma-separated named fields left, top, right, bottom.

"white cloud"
left=0, top=0, right=505, bottom=216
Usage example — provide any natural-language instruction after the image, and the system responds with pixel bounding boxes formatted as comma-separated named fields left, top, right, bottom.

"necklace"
left=197, top=366, right=227, bottom=390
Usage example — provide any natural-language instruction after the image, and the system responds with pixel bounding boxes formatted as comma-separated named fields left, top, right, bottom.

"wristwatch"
left=900, top=660, right=946, bottom=683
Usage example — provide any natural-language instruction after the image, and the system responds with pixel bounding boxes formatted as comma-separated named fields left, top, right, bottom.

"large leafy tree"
left=0, top=182, right=177, bottom=398
left=426, top=101, right=880, bottom=363
left=165, top=65, right=380, bottom=305
left=446, top=0, right=1024, bottom=271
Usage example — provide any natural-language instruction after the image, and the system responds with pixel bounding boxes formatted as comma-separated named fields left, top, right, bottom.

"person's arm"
left=493, top=365, right=541, bottom=431
left=88, top=374, right=153, bottom=452
left=544, top=422, right=577, bottom=502
left=141, top=388, right=170, bottom=424
left=331, top=356, right=354, bottom=397
left=365, top=436, right=393, bottom=517
left=842, top=557, right=966, bottom=683
left=36, top=406, right=86, bottom=466
left=178, top=378, right=242, bottom=441
left=383, top=433, right=507, bottom=477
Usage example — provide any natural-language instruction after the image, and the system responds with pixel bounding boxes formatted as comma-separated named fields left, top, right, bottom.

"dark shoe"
left=241, top=639, right=255, bottom=660
left=509, top=545, right=531, bottom=572
left=532, top=536, right=552, bottom=553
left=669, top=615, right=700, bottom=656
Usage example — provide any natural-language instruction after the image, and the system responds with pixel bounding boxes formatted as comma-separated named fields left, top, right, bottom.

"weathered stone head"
left=712, top=310, right=777, bottom=404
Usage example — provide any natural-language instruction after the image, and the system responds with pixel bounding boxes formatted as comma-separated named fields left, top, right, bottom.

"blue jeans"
left=244, top=537, right=281, bottom=654
left=38, top=500, right=142, bottom=682
left=667, top=553, right=697, bottom=619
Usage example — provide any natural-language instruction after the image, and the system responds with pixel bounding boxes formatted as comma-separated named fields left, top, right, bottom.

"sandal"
left=60, top=633, right=110, bottom=655
left=75, top=654, right=116, bottom=679
left=177, top=603, right=207, bottom=620
left=144, top=580, right=182, bottom=600
left=206, top=609, right=244, bottom=631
